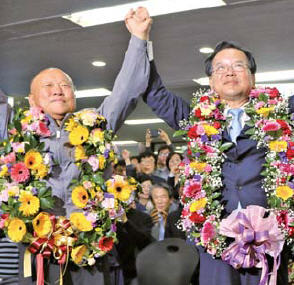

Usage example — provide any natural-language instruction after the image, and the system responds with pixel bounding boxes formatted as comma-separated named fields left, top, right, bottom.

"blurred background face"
left=157, top=148, right=170, bottom=167
left=139, top=180, right=152, bottom=199
left=151, top=187, right=171, bottom=212
left=168, top=153, right=182, bottom=174
left=140, top=156, right=155, bottom=174
left=131, top=157, right=141, bottom=173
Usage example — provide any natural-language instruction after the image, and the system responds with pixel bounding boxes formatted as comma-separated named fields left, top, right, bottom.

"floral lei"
left=177, top=87, right=294, bottom=259
left=0, top=107, right=138, bottom=282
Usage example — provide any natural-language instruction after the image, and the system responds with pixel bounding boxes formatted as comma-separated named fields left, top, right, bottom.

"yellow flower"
left=203, top=125, right=219, bottom=136
left=24, top=150, right=43, bottom=170
left=71, top=245, right=87, bottom=265
left=78, top=110, right=97, bottom=127
left=33, top=212, right=53, bottom=238
left=75, top=145, right=88, bottom=161
left=256, top=107, right=275, bottom=117
left=269, top=141, right=287, bottom=152
left=98, top=155, right=106, bottom=170
left=276, top=186, right=293, bottom=201
left=35, top=164, right=48, bottom=179
left=90, top=129, right=104, bottom=144
left=65, top=117, right=79, bottom=132
left=106, top=176, right=133, bottom=202
left=72, top=186, right=89, bottom=208
left=19, top=192, right=40, bottom=216
left=190, top=198, right=207, bottom=212
left=21, top=113, right=32, bottom=124
left=69, top=126, right=89, bottom=146
left=8, top=218, right=27, bottom=242
left=190, top=162, right=207, bottom=173
left=70, top=213, right=93, bottom=231
left=0, top=165, right=8, bottom=177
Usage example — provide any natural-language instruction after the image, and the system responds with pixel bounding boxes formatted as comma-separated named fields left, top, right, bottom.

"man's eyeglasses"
left=212, top=62, right=249, bottom=74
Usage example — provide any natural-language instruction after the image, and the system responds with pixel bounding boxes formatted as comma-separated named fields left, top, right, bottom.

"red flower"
left=213, top=121, right=221, bottom=129
left=277, top=210, right=288, bottom=227
left=277, top=120, right=291, bottom=136
left=288, top=227, right=294, bottom=237
left=37, top=121, right=51, bottom=137
left=10, top=162, right=30, bottom=183
left=188, top=125, right=198, bottom=139
left=194, top=108, right=205, bottom=120
left=190, top=212, right=206, bottom=224
left=286, top=142, right=294, bottom=160
left=268, top=87, right=280, bottom=99
left=200, top=96, right=210, bottom=102
left=98, top=237, right=114, bottom=252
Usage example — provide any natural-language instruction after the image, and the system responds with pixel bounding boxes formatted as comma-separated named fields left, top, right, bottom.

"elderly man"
left=16, top=34, right=150, bottom=284
left=124, top=7, right=290, bottom=285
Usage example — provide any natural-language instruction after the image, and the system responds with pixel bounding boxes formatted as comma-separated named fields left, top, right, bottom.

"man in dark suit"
left=124, top=7, right=290, bottom=285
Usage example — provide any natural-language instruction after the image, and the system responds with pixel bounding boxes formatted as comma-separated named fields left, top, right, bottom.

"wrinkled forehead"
left=30, top=68, right=74, bottom=90
left=212, top=48, right=248, bottom=65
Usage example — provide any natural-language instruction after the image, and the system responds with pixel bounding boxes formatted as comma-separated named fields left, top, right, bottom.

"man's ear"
left=209, top=76, right=214, bottom=91
left=251, top=74, right=256, bottom=88
left=28, top=94, right=36, bottom=107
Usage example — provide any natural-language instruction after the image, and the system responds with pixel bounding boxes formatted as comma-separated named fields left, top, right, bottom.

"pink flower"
left=0, top=152, right=16, bottom=164
left=183, top=181, right=202, bottom=198
left=87, top=156, right=99, bottom=171
left=196, top=125, right=205, bottom=136
left=86, top=213, right=97, bottom=224
left=278, top=163, right=294, bottom=175
left=30, top=107, right=45, bottom=120
left=254, top=101, right=265, bottom=109
left=250, top=88, right=267, bottom=98
left=0, top=190, right=9, bottom=203
left=262, top=121, right=281, bottom=132
left=201, top=221, right=216, bottom=244
left=204, top=165, right=212, bottom=172
left=10, top=162, right=30, bottom=183
left=0, top=214, right=9, bottom=229
left=268, top=99, right=278, bottom=105
left=200, top=145, right=215, bottom=153
left=12, top=142, right=25, bottom=153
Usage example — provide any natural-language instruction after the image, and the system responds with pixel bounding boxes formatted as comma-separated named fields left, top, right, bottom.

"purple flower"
left=104, top=193, right=114, bottom=199
left=212, top=134, right=221, bottom=141
left=31, top=187, right=38, bottom=195
left=111, top=223, right=117, bottom=232
left=193, top=175, right=202, bottom=181
left=288, top=182, right=294, bottom=189
left=104, top=149, right=110, bottom=158
left=278, top=152, right=288, bottom=163
left=201, top=135, right=208, bottom=142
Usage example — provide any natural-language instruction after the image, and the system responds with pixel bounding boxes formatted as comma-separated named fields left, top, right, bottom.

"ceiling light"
left=193, top=69, right=294, bottom=86
left=63, top=0, right=226, bottom=27
left=75, top=88, right=111, bottom=98
left=92, top=61, right=106, bottom=67
left=199, top=47, right=214, bottom=54
left=125, top=118, right=164, bottom=125
left=113, top=140, right=138, bottom=145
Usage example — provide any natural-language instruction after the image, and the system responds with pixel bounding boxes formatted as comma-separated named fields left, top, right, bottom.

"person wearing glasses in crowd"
left=123, top=6, right=290, bottom=285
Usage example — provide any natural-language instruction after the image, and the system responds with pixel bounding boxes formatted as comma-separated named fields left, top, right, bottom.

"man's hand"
left=125, top=7, right=152, bottom=40
left=146, top=128, right=152, bottom=148
left=121, top=149, right=131, bottom=165
left=159, top=128, right=171, bottom=145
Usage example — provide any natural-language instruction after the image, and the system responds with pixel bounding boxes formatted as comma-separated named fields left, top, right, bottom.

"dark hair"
left=130, top=155, right=139, bottom=162
left=204, top=41, right=257, bottom=76
left=158, top=144, right=173, bottom=155
left=139, top=151, right=157, bottom=163
left=138, top=173, right=153, bottom=184
left=166, top=152, right=183, bottom=171
left=113, top=159, right=126, bottom=169
left=151, top=182, right=173, bottom=198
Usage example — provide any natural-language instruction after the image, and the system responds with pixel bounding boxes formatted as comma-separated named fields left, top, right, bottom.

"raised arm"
left=125, top=7, right=191, bottom=130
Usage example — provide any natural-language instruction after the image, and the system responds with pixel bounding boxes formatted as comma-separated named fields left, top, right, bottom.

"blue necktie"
left=158, top=214, right=165, bottom=241
left=228, top=108, right=244, bottom=143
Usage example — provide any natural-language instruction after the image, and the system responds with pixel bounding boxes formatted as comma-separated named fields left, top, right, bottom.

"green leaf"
left=245, top=128, right=255, bottom=135
left=173, top=130, right=187, bottom=137
left=211, top=200, right=220, bottom=208
left=93, top=174, right=104, bottom=185
left=4, top=142, right=12, bottom=153
left=14, top=120, right=22, bottom=133
left=219, top=142, right=233, bottom=152
left=38, top=186, right=52, bottom=198
left=40, top=197, right=54, bottom=209
left=211, top=192, right=221, bottom=199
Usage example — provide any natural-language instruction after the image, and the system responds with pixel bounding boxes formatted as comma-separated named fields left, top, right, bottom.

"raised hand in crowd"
left=145, top=128, right=152, bottom=148
left=158, top=128, right=172, bottom=145
left=125, top=7, right=152, bottom=40
left=150, top=208, right=168, bottom=224
left=121, top=148, right=131, bottom=165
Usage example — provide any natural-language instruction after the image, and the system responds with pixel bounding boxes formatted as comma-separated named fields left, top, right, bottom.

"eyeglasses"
left=158, top=152, right=169, bottom=157
left=212, top=62, right=249, bottom=74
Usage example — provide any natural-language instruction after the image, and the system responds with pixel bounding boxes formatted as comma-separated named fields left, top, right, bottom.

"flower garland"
left=177, top=87, right=294, bottom=259
left=65, top=109, right=138, bottom=266
left=0, top=107, right=139, bottom=281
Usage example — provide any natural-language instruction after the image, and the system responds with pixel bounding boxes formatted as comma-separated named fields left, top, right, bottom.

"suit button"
left=237, top=185, right=242, bottom=191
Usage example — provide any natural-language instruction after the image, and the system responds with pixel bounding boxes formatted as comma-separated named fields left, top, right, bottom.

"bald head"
left=29, top=68, right=76, bottom=121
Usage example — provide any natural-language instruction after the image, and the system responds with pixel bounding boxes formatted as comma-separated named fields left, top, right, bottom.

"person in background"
left=166, top=152, right=183, bottom=201
left=130, top=156, right=141, bottom=174
left=0, top=89, right=19, bottom=285
left=149, top=183, right=178, bottom=241
left=113, top=160, right=127, bottom=176
left=145, top=128, right=173, bottom=181
left=139, top=151, right=164, bottom=184
left=136, top=174, right=154, bottom=213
